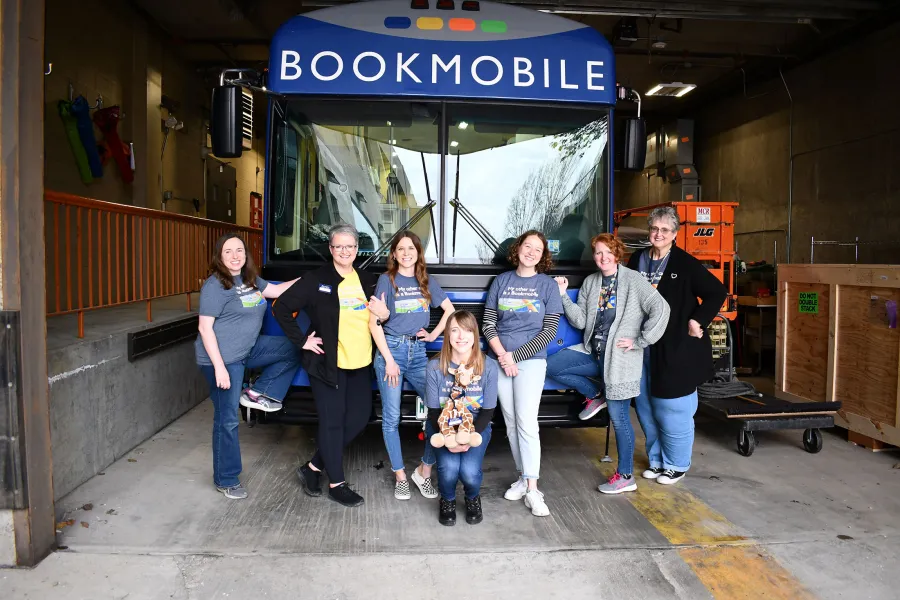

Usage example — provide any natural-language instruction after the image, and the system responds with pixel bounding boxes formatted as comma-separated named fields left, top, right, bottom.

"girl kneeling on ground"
left=549, top=234, right=670, bottom=494
left=426, top=310, right=499, bottom=526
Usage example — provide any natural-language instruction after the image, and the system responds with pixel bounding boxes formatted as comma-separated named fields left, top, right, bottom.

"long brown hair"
left=438, top=310, right=485, bottom=378
left=386, top=230, right=431, bottom=303
left=209, top=233, right=259, bottom=290
left=507, top=229, right=554, bottom=274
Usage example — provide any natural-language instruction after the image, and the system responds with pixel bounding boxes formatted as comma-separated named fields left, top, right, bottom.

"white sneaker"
left=642, top=467, right=664, bottom=480
left=524, top=489, right=550, bottom=517
left=504, top=477, right=528, bottom=501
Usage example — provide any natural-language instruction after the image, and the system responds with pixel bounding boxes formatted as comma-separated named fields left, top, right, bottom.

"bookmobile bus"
left=210, top=0, right=646, bottom=429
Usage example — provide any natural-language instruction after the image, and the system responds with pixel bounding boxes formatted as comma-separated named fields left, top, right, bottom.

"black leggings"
left=309, top=366, right=373, bottom=483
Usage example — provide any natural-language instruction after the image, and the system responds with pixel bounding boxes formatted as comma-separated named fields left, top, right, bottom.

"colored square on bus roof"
left=449, top=17, right=476, bottom=31
left=384, top=16, right=412, bottom=29
left=417, top=16, right=444, bottom=30
left=480, top=20, right=506, bottom=33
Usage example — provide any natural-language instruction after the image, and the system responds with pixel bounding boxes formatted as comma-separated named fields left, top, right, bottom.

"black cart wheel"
left=737, top=430, right=756, bottom=457
left=803, top=428, right=823, bottom=453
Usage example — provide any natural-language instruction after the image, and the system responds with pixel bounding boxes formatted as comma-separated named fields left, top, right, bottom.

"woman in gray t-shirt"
left=195, top=234, right=300, bottom=500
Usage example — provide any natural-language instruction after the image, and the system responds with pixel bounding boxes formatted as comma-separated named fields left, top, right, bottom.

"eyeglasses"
left=649, top=226, right=674, bottom=235
left=330, top=244, right=358, bottom=252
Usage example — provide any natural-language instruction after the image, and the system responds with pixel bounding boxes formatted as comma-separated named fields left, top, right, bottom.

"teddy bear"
left=430, top=363, right=483, bottom=449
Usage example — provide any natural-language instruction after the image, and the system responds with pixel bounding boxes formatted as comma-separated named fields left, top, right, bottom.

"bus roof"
left=268, top=0, right=615, bottom=105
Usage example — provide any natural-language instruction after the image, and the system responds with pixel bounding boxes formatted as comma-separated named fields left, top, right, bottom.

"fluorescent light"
left=450, top=141, right=459, bottom=147
left=389, top=139, right=396, bottom=144
left=646, top=82, right=696, bottom=97
left=386, top=121, right=392, bottom=126
left=458, top=121, right=468, bottom=130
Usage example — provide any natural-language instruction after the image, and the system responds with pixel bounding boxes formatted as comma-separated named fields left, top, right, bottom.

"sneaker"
left=328, top=482, right=365, bottom=507
left=642, top=467, right=664, bottom=480
left=411, top=468, right=438, bottom=499
left=439, top=498, right=457, bottom=526
left=657, top=469, right=686, bottom=485
left=504, top=477, right=528, bottom=501
left=394, top=479, right=411, bottom=501
left=524, top=489, right=550, bottom=517
left=297, top=464, right=322, bottom=497
left=465, top=496, right=483, bottom=525
left=216, top=483, right=248, bottom=500
left=240, top=392, right=282, bottom=413
left=578, top=396, right=608, bottom=420
left=598, top=472, right=637, bottom=495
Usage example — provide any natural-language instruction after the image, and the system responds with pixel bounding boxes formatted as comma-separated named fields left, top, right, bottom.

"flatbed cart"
left=697, top=394, right=841, bottom=457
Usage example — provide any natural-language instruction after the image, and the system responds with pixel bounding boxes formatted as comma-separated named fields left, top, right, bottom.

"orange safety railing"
left=45, top=191, right=263, bottom=337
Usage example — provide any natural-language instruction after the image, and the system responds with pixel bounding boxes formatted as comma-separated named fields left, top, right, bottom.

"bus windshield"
left=269, top=99, right=609, bottom=267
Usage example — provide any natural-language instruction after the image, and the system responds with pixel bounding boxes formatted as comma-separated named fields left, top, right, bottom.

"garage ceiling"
left=130, top=0, right=898, bottom=115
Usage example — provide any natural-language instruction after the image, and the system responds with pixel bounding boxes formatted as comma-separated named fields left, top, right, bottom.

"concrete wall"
left=47, top=323, right=206, bottom=501
left=43, top=0, right=265, bottom=226
left=616, top=22, right=900, bottom=265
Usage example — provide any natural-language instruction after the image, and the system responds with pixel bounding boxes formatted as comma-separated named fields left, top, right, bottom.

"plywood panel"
left=834, top=286, right=900, bottom=425
left=784, top=283, right=830, bottom=401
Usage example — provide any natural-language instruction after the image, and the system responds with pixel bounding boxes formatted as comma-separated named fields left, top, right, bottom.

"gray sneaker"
left=579, top=396, right=608, bottom=420
left=598, top=472, right=637, bottom=495
left=216, top=483, right=248, bottom=499
left=240, top=392, right=282, bottom=413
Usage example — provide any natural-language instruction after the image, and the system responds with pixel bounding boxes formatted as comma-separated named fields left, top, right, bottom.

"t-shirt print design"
left=498, top=286, right=543, bottom=313
left=394, top=284, right=429, bottom=314
left=339, top=284, right=367, bottom=311
left=237, top=283, right=265, bottom=308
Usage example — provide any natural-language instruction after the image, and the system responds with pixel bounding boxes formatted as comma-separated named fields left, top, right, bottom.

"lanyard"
left=648, top=250, right=671, bottom=286
left=598, top=273, right=617, bottom=313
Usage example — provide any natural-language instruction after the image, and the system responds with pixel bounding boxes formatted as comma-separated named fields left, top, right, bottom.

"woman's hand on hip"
left=554, top=276, right=568, bottom=295
left=616, top=337, right=635, bottom=352
left=688, top=319, right=704, bottom=338
left=383, top=359, right=401, bottom=388
left=303, top=331, right=325, bottom=354
left=214, top=365, right=231, bottom=389
left=417, top=328, right=438, bottom=343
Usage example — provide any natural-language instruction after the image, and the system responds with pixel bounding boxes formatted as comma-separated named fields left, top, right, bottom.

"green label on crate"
left=798, top=292, right=819, bottom=314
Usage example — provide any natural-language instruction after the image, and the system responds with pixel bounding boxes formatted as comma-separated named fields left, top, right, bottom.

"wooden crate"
left=775, top=264, right=900, bottom=446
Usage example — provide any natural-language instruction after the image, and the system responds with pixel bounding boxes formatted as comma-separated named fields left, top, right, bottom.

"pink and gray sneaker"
left=598, top=472, right=637, bottom=495
left=578, top=396, right=607, bottom=420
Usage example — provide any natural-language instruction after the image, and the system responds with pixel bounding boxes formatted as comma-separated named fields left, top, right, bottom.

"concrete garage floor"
left=4, top=403, right=900, bottom=599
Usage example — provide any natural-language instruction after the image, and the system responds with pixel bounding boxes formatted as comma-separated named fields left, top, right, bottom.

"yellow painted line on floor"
left=594, top=426, right=814, bottom=599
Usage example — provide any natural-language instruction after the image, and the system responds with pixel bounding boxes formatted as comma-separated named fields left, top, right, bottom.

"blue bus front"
left=253, top=0, right=618, bottom=427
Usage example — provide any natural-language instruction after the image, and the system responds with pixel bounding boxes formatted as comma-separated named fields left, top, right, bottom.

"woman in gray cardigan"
left=547, top=233, right=670, bottom=494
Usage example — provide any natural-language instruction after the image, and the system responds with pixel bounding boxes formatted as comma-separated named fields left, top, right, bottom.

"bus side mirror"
left=616, top=117, right=646, bottom=172
left=211, top=85, right=243, bottom=158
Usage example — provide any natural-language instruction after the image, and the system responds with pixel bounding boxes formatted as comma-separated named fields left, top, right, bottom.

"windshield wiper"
left=449, top=151, right=501, bottom=257
left=360, top=152, right=438, bottom=269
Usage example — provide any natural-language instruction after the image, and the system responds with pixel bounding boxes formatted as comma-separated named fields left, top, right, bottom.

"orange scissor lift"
left=614, top=201, right=739, bottom=321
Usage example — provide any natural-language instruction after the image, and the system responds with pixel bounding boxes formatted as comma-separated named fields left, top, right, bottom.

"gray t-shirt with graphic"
left=376, top=273, right=447, bottom=337
left=485, top=271, right=563, bottom=360
left=195, top=274, right=268, bottom=366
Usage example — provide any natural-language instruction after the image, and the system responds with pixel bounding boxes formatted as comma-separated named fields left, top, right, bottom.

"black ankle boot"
left=439, top=498, right=457, bottom=526
left=465, top=495, right=483, bottom=525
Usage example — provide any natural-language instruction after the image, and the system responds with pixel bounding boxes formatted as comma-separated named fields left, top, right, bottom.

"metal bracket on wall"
left=0, top=311, right=26, bottom=510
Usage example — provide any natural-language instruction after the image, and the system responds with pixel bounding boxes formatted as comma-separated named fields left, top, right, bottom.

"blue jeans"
left=200, top=335, right=300, bottom=487
left=374, top=336, right=435, bottom=472
left=546, top=347, right=602, bottom=398
left=607, top=400, right=635, bottom=475
left=435, top=425, right=492, bottom=500
left=634, top=350, right=699, bottom=472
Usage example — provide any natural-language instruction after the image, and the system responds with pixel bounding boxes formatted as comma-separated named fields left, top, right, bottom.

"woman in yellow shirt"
left=274, top=223, right=389, bottom=507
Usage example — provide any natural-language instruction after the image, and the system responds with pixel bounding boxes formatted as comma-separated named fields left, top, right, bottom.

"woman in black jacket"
left=627, top=206, right=727, bottom=486
left=274, top=223, right=389, bottom=507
